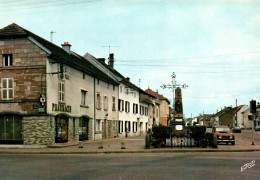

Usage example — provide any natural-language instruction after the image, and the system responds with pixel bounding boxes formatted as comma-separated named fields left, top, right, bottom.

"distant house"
left=241, top=108, right=253, bottom=129
left=257, top=104, right=260, bottom=126
left=191, top=117, right=199, bottom=125
left=145, top=88, right=170, bottom=126
left=233, top=105, right=249, bottom=128
left=198, top=114, right=213, bottom=127
left=212, top=107, right=236, bottom=128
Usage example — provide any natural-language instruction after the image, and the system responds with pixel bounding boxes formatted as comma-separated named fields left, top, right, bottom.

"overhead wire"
left=0, top=0, right=68, bottom=8
left=0, top=0, right=103, bottom=11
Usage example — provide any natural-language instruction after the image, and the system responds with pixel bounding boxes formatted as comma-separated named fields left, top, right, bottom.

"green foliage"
left=152, top=126, right=172, bottom=139
left=186, top=125, right=206, bottom=141
left=151, top=138, right=165, bottom=148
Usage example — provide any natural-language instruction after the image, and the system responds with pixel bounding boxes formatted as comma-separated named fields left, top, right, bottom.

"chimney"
left=126, top=77, right=130, bottom=81
left=61, top=42, right=71, bottom=54
left=97, top=58, right=106, bottom=63
left=156, top=89, right=159, bottom=99
left=108, top=53, right=114, bottom=69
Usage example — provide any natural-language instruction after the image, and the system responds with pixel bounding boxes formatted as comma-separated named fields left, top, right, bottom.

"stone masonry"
left=23, top=116, right=55, bottom=145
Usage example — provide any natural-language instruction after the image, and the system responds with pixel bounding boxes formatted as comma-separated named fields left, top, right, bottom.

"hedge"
left=186, top=125, right=206, bottom=141
left=152, top=126, right=172, bottom=139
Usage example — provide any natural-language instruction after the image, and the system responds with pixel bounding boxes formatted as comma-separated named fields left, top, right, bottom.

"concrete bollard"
left=121, top=142, right=126, bottom=149
left=78, top=141, right=83, bottom=148
left=98, top=142, right=103, bottom=149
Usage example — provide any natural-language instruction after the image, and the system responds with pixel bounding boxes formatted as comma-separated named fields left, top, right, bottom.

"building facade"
left=84, top=53, right=154, bottom=137
left=145, top=88, right=170, bottom=126
left=0, top=23, right=119, bottom=145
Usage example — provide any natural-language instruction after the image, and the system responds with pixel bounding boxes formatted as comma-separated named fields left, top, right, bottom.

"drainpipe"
left=94, top=78, right=96, bottom=140
left=117, top=85, right=119, bottom=137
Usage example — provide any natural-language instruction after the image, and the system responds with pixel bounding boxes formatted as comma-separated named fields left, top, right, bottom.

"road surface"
left=0, top=152, right=259, bottom=180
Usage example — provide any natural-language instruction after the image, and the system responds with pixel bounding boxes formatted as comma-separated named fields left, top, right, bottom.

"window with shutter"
left=112, top=96, right=116, bottom=110
left=96, top=93, right=101, bottom=109
left=118, top=99, right=121, bottom=111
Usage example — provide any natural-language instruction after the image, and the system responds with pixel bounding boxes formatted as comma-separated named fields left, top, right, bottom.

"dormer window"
left=3, top=54, right=13, bottom=67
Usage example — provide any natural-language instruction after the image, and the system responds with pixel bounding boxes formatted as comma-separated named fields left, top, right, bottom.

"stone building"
left=145, top=88, right=170, bottom=126
left=211, top=106, right=236, bottom=128
left=0, top=23, right=119, bottom=145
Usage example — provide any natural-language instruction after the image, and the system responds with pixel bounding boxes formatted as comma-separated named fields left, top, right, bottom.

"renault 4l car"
left=213, top=126, right=235, bottom=145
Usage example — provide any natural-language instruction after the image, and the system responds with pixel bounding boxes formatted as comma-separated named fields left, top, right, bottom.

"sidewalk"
left=0, top=130, right=259, bottom=154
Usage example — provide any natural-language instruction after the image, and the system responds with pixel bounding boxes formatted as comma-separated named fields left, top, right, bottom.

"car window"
left=216, top=127, right=230, bottom=132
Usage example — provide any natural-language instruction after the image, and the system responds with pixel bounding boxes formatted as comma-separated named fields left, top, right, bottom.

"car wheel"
left=226, top=142, right=228, bottom=145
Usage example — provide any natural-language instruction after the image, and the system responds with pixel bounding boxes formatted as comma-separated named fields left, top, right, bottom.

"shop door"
left=79, top=117, right=89, bottom=141
left=0, top=115, right=23, bottom=144
left=55, top=116, right=68, bottom=143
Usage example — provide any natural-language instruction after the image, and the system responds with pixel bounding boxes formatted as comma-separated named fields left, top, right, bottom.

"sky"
left=1, top=0, right=260, bottom=117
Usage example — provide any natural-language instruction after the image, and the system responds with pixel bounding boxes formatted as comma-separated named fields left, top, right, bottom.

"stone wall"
left=88, top=119, right=94, bottom=140
left=102, top=120, right=118, bottom=139
left=0, top=38, right=47, bottom=114
left=23, top=116, right=54, bottom=145
left=68, top=117, right=79, bottom=143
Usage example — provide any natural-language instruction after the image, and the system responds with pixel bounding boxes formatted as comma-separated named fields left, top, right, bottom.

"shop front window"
left=55, top=115, right=68, bottom=143
left=0, top=115, right=23, bottom=144
left=79, top=117, right=89, bottom=141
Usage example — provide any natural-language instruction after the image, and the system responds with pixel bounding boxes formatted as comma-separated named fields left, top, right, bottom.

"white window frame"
left=118, top=99, right=124, bottom=112
left=118, top=121, right=123, bottom=133
left=81, top=90, right=87, bottom=105
left=1, top=78, right=14, bottom=100
left=3, top=54, right=13, bottom=67
left=59, top=81, right=65, bottom=102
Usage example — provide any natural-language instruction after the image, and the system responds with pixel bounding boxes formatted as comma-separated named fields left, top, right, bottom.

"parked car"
left=232, top=126, right=241, bottom=133
left=212, top=126, right=235, bottom=145
left=255, top=126, right=260, bottom=131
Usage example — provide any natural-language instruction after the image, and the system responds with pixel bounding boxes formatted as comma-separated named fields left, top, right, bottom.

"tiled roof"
left=84, top=53, right=150, bottom=94
left=234, top=105, right=244, bottom=113
left=0, top=23, right=27, bottom=37
left=0, top=23, right=118, bottom=85
left=145, top=88, right=170, bottom=104
left=214, top=107, right=236, bottom=117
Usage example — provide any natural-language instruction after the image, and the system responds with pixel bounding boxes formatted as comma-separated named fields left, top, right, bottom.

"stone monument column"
left=172, top=87, right=186, bottom=135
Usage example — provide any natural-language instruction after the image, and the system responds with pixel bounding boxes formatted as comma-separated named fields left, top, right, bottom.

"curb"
left=0, top=148, right=259, bottom=154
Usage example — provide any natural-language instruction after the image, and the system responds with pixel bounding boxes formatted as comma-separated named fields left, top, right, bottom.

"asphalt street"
left=0, top=152, right=259, bottom=180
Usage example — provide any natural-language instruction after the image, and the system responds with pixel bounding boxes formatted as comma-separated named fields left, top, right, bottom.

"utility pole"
left=160, top=72, right=188, bottom=108
left=250, top=100, right=256, bottom=145
left=50, top=30, right=56, bottom=42
left=235, top=99, right=238, bottom=126
left=203, top=110, right=205, bottom=126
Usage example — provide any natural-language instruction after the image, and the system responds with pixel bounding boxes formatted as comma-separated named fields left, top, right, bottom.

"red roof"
left=145, top=88, right=170, bottom=104
left=234, top=105, right=244, bottom=113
